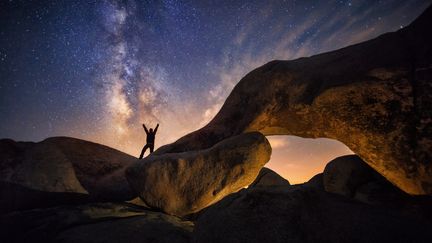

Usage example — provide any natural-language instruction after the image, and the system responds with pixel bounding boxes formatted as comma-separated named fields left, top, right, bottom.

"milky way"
left=1, top=0, right=430, bottom=183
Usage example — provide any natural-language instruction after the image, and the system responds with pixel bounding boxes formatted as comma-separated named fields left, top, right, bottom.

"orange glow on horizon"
left=266, top=136, right=354, bottom=184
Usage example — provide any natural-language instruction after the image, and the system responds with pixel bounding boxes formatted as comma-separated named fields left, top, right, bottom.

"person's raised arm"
left=154, top=123, right=159, bottom=134
left=142, top=124, right=149, bottom=134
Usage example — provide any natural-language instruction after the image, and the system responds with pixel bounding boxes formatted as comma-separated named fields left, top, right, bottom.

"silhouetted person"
left=139, top=123, right=159, bottom=159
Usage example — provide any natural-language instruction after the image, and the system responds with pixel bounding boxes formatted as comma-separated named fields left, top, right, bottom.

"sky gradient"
left=1, top=0, right=431, bottom=183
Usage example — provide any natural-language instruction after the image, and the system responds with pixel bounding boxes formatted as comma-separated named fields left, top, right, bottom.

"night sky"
left=1, top=0, right=430, bottom=183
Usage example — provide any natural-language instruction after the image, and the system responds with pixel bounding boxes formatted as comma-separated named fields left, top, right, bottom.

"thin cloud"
left=268, top=137, right=291, bottom=149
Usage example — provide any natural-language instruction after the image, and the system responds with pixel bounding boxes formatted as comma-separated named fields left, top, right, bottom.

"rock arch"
left=154, top=6, right=432, bottom=195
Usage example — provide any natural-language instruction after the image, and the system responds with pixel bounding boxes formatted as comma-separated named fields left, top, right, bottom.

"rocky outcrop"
left=126, top=132, right=271, bottom=217
left=152, top=6, right=432, bottom=195
left=0, top=202, right=193, bottom=243
left=192, top=185, right=432, bottom=243
left=249, top=167, right=290, bottom=187
left=0, top=137, right=137, bottom=211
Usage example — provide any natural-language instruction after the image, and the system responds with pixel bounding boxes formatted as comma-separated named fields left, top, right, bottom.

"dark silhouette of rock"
left=126, top=132, right=271, bottom=217
left=353, top=180, right=409, bottom=205
left=0, top=202, right=193, bottom=243
left=56, top=214, right=192, bottom=243
left=0, top=181, right=91, bottom=213
left=192, top=185, right=432, bottom=243
left=323, top=155, right=377, bottom=197
left=249, top=167, right=290, bottom=187
left=152, top=6, right=432, bottom=195
left=323, top=155, right=410, bottom=204
left=304, top=173, right=324, bottom=190
left=0, top=137, right=137, bottom=212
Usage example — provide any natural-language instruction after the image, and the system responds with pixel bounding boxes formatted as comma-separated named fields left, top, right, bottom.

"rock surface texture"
left=126, top=132, right=271, bottom=217
left=0, top=137, right=136, bottom=212
left=152, top=6, right=432, bottom=195
left=323, top=155, right=379, bottom=197
left=323, top=155, right=410, bottom=204
left=0, top=202, right=193, bottom=243
left=249, top=167, right=290, bottom=187
left=193, top=185, right=432, bottom=243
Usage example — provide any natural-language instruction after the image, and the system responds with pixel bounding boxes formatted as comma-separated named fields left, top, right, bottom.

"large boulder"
left=0, top=137, right=137, bottom=211
left=152, top=6, right=432, bottom=195
left=126, top=132, right=271, bottom=217
left=249, top=167, right=290, bottom=187
left=323, top=155, right=409, bottom=204
left=0, top=202, right=193, bottom=243
left=323, top=155, right=377, bottom=197
left=192, top=185, right=432, bottom=243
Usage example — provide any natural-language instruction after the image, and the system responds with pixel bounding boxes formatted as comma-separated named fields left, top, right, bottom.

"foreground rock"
left=249, top=167, right=290, bottom=187
left=305, top=173, right=324, bottom=190
left=126, top=132, right=271, bottom=217
left=193, top=185, right=432, bottom=243
left=0, top=202, right=193, bottom=243
left=323, top=155, right=409, bottom=204
left=0, top=137, right=136, bottom=212
left=153, top=6, right=432, bottom=195
left=323, top=155, right=378, bottom=197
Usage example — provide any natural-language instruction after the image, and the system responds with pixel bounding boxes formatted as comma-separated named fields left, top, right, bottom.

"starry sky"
left=1, top=0, right=431, bottom=183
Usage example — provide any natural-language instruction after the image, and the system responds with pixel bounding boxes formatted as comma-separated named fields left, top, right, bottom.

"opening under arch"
left=265, top=135, right=354, bottom=184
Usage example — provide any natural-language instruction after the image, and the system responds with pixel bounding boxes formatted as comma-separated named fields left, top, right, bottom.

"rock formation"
left=304, top=173, right=324, bottom=190
left=126, top=132, right=271, bottom=217
left=323, top=155, right=409, bottom=204
left=249, top=167, right=290, bottom=187
left=152, top=6, right=432, bottom=195
left=1, top=5, right=432, bottom=243
left=192, top=185, right=432, bottom=243
left=0, top=202, right=193, bottom=243
left=323, top=155, right=378, bottom=197
left=0, top=137, right=136, bottom=211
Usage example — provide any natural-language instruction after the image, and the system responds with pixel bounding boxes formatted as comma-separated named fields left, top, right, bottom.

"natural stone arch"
left=154, top=6, right=432, bottom=195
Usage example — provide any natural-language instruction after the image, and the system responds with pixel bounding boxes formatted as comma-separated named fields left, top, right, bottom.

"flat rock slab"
left=0, top=202, right=193, bottom=243
left=126, top=132, right=271, bottom=217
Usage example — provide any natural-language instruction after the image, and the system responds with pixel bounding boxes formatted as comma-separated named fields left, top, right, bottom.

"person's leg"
left=139, top=144, right=149, bottom=159
left=150, top=144, right=154, bottom=154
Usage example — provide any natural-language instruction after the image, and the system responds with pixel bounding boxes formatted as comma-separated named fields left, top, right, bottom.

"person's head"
left=149, top=128, right=153, bottom=133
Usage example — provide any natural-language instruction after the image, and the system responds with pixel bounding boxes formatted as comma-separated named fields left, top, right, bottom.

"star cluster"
left=1, top=0, right=430, bottom=183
